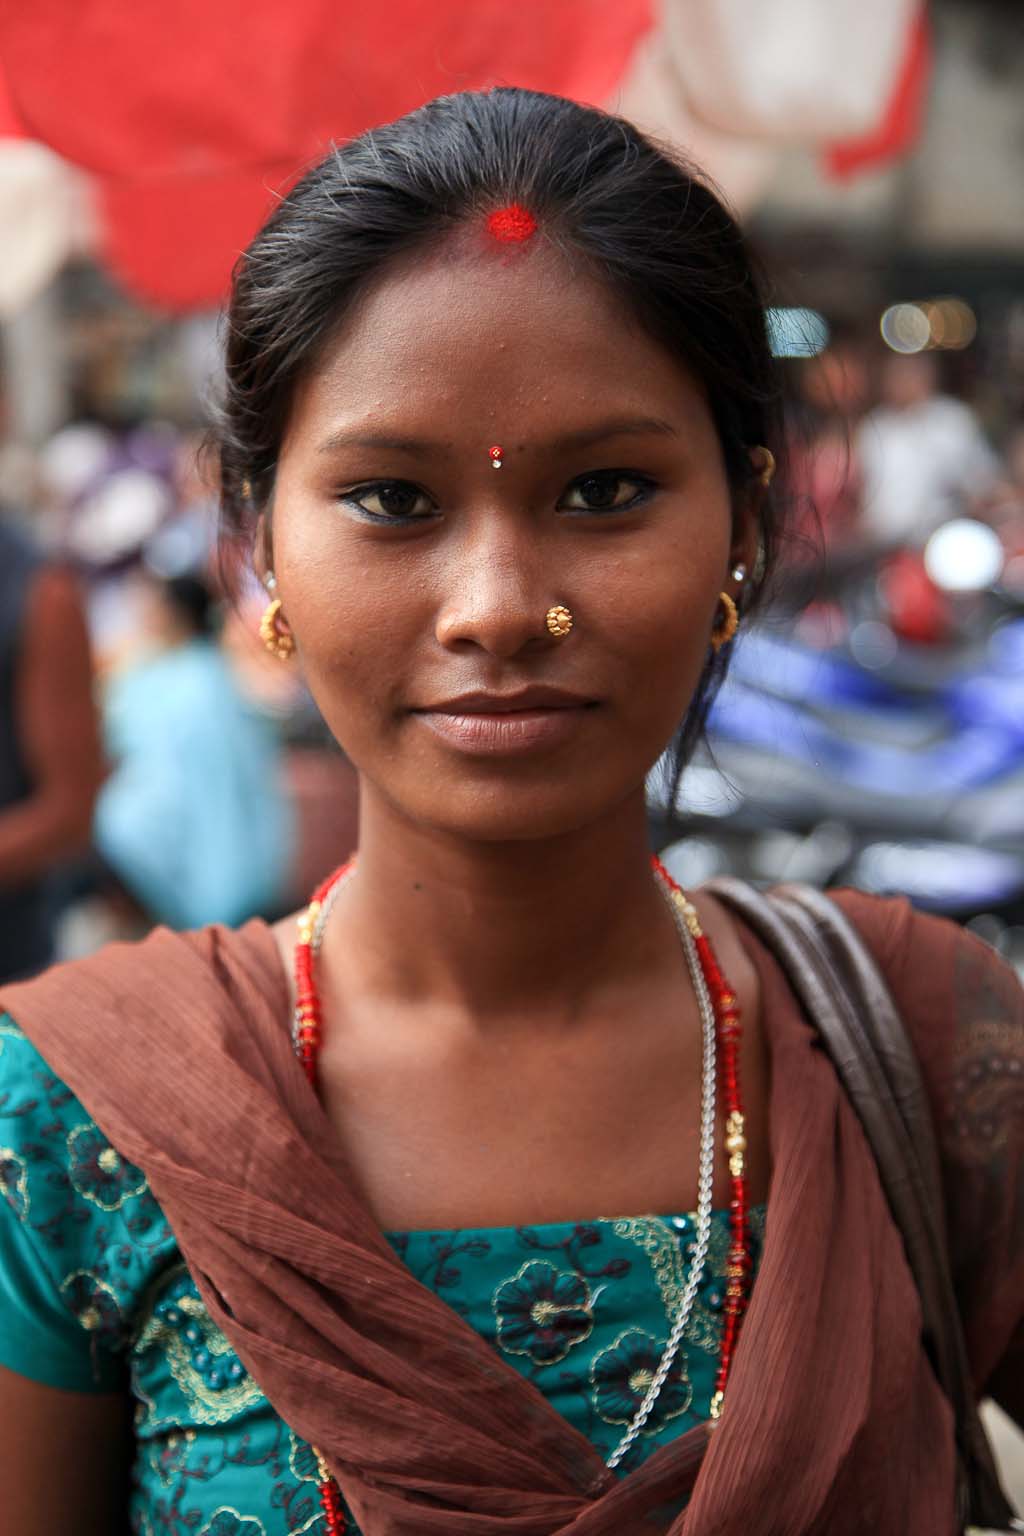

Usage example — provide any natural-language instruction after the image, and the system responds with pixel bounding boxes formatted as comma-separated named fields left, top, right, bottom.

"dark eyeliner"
left=337, top=479, right=437, bottom=524
left=558, top=469, right=659, bottom=515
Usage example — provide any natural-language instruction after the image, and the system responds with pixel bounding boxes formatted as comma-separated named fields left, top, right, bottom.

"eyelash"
left=339, top=470, right=658, bottom=524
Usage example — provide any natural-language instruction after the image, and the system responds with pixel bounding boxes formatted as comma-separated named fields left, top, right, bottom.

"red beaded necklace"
left=292, top=856, right=751, bottom=1528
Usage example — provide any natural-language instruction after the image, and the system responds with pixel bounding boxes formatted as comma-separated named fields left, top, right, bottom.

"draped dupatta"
left=7, top=893, right=1019, bottom=1535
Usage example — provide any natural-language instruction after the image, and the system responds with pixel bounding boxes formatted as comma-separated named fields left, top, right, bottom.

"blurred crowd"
left=790, top=340, right=1024, bottom=568
left=0, top=418, right=358, bottom=982
left=765, top=337, right=1024, bottom=664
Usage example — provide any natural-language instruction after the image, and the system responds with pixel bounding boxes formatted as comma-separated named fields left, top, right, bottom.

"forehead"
left=285, top=239, right=707, bottom=446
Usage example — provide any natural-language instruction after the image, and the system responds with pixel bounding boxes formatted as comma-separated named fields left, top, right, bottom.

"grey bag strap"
left=706, top=876, right=1018, bottom=1533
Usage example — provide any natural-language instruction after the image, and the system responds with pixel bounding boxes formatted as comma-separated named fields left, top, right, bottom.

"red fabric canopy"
left=0, top=1, right=651, bottom=308
left=0, top=3, right=930, bottom=312
left=0, top=54, right=25, bottom=138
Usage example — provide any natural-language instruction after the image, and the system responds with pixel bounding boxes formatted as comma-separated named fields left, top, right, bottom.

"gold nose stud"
left=546, top=605, right=574, bottom=639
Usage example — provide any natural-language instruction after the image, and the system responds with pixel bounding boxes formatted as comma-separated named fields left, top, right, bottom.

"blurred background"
left=0, top=0, right=1022, bottom=974
left=1, top=0, right=1022, bottom=1504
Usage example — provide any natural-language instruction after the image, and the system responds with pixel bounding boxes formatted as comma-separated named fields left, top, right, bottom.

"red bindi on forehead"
left=484, top=204, right=538, bottom=244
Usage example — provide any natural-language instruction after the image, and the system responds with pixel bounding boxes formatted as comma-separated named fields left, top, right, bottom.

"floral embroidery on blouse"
left=68, top=1122, right=148, bottom=1210
left=196, top=1509, right=268, bottom=1536
left=493, top=1259, right=595, bottom=1364
left=59, top=1268, right=123, bottom=1339
left=0, top=1015, right=768, bottom=1534
left=0, top=1145, right=28, bottom=1220
left=590, top=1325, right=693, bottom=1432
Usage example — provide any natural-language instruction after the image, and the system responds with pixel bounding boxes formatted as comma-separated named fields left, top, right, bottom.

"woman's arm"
left=0, top=1364, right=133, bottom=1534
left=831, top=891, right=1024, bottom=1425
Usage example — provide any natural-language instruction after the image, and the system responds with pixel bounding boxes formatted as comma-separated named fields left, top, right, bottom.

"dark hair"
left=163, top=574, right=216, bottom=637
left=213, top=86, right=784, bottom=782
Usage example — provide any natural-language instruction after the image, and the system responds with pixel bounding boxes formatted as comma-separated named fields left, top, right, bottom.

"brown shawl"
left=3, top=893, right=1021, bottom=1535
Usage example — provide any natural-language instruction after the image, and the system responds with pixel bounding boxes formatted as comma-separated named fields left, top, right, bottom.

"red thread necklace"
left=292, top=855, right=752, bottom=1526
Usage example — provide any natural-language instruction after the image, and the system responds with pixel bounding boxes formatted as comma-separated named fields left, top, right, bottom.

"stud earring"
left=731, top=563, right=748, bottom=583
left=489, top=445, right=504, bottom=470
left=259, top=577, right=295, bottom=660
left=545, top=604, right=574, bottom=639
left=710, top=592, right=739, bottom=653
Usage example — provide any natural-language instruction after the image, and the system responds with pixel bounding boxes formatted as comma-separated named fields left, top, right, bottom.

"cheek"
left=593, top=518, right=727, bottom=703
left=272, top=516, right=423, bottom=737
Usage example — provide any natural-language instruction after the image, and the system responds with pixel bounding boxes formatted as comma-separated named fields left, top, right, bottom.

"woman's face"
left=269, top=238, right=753, bottom=842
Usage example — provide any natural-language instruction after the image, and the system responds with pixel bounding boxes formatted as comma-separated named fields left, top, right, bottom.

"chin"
left=394, top=776, right=636, bottom=845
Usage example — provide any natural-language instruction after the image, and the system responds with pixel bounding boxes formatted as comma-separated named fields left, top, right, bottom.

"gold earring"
left=752, top=446, right=776, bottom=487
left=546, top=604, right=574, bottom=638
left=259, top=597, right=295, bottom=660
left=710, top=592, right=739, bottom=652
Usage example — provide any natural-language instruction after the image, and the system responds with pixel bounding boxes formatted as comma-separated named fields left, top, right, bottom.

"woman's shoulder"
left=834, top=890, right=1023, bottom=1404
left=822, top=886, right=1022, bottom=1070
left=0, top=1009, right=174, bottom=1253
left=756, top=886, right=1023, bottom=1397
left=819, top=889, right=1022, bottom=1187
left=708, top=881, right=1022, bottom=1400
left=0, top=1011, right=179, bottom=1389
left=0, top=1010, right=90, bottom=1170
left=0, top=917, right=286, bottom=1063
left=704, top=880, right=1021, bottom=1068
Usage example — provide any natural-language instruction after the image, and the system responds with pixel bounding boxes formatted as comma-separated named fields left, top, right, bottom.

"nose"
left=434, top=517, right=557, bottom=659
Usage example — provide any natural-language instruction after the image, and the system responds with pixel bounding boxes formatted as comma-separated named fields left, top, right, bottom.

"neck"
left=322, top=785, right=675, bottom=1022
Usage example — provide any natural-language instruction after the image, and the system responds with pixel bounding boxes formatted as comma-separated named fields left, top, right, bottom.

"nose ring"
left=546, top=605, right=574, bottom=639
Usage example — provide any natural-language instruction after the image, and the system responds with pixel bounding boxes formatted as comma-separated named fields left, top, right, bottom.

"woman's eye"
left=344, top=481, right=435, bottom=520
left=559, top=472, right=654, bottom=513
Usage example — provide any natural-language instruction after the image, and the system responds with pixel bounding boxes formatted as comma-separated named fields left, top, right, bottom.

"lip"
left=421, top=687, right=596, bottom=713
left=412, top=687, right=599, bottom=754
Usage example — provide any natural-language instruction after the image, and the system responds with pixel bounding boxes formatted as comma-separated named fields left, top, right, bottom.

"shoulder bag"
left=706, top=877, right=1020, bottom=1534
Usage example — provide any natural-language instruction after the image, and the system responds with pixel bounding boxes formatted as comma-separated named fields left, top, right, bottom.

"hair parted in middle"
left=213, top=86, right=785, bottom=784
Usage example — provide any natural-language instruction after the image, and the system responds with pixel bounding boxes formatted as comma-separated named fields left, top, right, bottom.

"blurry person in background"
left=984, top=418, right=1024, bottom=541
left=857, top=350, right=999, bottom=548
left=786, top=331, right=869, bottom=561
left=0, top=516, right=103, bottom=981
left=93, top=567, right=294, bottom=928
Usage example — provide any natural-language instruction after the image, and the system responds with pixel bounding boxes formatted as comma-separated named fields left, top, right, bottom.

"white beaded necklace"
left=304, top=864, right=718, bottom=1470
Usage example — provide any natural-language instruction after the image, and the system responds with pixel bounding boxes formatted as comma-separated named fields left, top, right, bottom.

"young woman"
left=0, top=88, right=1020, bottom=1536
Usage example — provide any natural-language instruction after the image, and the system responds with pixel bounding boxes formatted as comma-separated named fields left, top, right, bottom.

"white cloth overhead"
left=0, top=140, right=84, bottom=316
left=611, top=30, right=778, bottom=212
left=662, top=0, right=920, bottom=143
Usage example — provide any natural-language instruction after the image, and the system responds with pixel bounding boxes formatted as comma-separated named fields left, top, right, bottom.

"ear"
left=252, top=513, right=273, bottom=588
left=728, top=487, right=762, bottom=590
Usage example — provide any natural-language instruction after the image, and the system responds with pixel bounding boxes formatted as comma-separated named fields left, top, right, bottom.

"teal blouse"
left=0, top=1014, right=765, bottom=1534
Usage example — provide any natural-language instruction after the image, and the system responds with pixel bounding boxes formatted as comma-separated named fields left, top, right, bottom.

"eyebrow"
left=315, top=416, right=679, bottom=457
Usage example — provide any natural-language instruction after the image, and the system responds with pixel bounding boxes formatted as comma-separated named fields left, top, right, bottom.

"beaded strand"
left=293, top=866, right=353, bottom=1089
left=652, top=856, right=751, bottom=1419
left=293, top=865, right=354, bottom=1530
left=292, top=857, right=751, bottom=1525
left=314, top=1449, right=347, bottom=1534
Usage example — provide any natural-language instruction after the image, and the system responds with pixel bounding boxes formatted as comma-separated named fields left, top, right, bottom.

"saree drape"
left=4, top=891, right=1021, bottom=1534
